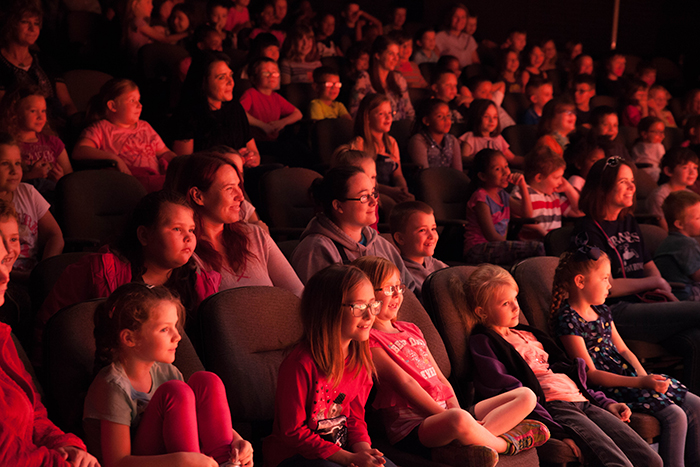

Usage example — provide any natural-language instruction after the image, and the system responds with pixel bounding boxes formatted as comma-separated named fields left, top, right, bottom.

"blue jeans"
left=277, top=454, right=398, bottom=467
left=547, top=401, right=662, bottom=467
left=655, top=391, right=700, bottom=467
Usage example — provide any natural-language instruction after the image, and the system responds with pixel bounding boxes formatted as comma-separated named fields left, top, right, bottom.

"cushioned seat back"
left=197, top=287, right=302, bottom=421
left=43, top=298, right=203, bottom=437
left=397, top=290, right=450, bottom=377
left=590, top=95, right=619, bottom=111
left=500, top=94, right=530, bottom=125
left=259, top=167, right=321, bottom=229
left=544, top=224, right=574, bottom=257
left=28, top=252, right=89, bottom=315
left=639, top=223, right=668, bottom=256
left=56, top=170, right=147, bottom=246
left=311, top=118, right=354, bottom=166
left=280, top=83, right=315, bottom=112
left=388, top=118, right=415, bottom=158
left=502, top=124, right=537, bottom=156
left=63, top=70, right=114, bottom=113
left=415, top=167, right=469, bottom=221
left=510, top=256, right=560, bottom=334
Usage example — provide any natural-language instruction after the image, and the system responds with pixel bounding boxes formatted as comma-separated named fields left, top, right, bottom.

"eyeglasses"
left=260, top=71, right=280, bottom=78
left=344, top=190, right=379, bottom=204
left=375, top=284, right=406, bottom=296
left=344, top=300, right=383, bottom=316
left=603, top=156, right=622, bottom=171
left=559, top=110, right=575, bottom=116
left=323, top=82, right=342, bottom=88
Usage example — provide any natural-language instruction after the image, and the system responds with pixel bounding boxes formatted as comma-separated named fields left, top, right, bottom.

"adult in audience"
left=172, top=51, right=260, bottom=168
left=173, top=153, right=303, bottom=295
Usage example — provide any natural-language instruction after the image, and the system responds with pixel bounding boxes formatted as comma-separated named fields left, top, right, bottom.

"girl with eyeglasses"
left=265, top=264, right=397, bottom=467
left=291, top=166, right=417, bottom=294
left=352, top=255, right=547, bottom=462
left=534, top=96, right=578, bottom=158
left=572, top=156, right=700, bottom=392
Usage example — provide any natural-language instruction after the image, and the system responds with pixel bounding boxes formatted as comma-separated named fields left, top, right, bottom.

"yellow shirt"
left=309, top=99, right=350, bottom=120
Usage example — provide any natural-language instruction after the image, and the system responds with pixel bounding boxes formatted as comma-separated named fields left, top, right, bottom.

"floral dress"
left=555, top=301, right=687, bottom=413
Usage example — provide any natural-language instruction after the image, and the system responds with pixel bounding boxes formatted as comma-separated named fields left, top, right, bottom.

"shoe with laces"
left=432, top=441, right=499, bottom=467
left=499, top=419, right=550, bottom=456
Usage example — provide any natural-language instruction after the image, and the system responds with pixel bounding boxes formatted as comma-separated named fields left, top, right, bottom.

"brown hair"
left=524, top=146, right=566, bottom=182
left=353, top=93, right=393, bottom=159
left=369, top=35, right=403, bottom=98
left=550, top=250, right=610, bottom=322
left=0, top=199, right=18, bottom=223
left=662, top=190, right=700, bottom=232
left=579, top=157, right=636, bottom=222
left=331, top=145, right=374, bottom=168
left=0, top=86, right=47, bottom=139
left=352, top=256, right=401, bottom=323
left=301, top=264, right=375, bottom=386
left=389, top=201, right=433, bottom=235
left=0, top=1, right=43, bottom=48
left=537, top=95, right=576, bottom=137
left=86, top=78, right=139, bottom=126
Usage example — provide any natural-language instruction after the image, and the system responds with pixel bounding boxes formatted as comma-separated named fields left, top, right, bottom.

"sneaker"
left=432, top=441, right=499, bottom=467
left=499, top=419, right=550, bottom=455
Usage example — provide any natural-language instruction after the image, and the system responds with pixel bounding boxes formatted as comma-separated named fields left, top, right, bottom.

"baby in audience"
left=390, top=201, right=447, bottom=295
left=413, top=27, right=439, bottom=65
left=309, top=66, right=351, bottom=120
left=521, top=77, right=553, bottom=125
left=655, top=190, right=700, bottom=300
left=631, top=116, right=666, bottom=182
left=511, top=147, right=581, bottom=241
left=647, top=148, right=699, bottom=230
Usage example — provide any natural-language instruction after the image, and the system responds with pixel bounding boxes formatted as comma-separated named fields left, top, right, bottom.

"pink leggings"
left=132, top=371, right=233, bottom=463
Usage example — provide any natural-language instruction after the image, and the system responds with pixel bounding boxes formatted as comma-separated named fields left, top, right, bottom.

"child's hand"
left=607, top=402, right=631, bottom=422
left=349, top=448, right=386, bottom=467
left=26, top=160, right=51, bottom=179
left=174, top=452, right=218, bottom=467
left=641, top=374, right=670, bottom=394
left=56, top=446, right=100, bottom=467
left=562, top=438, right=583, bottom=462
left=509, top=172, right=527, bottom=189
left=230, top=438, right=254, bottom=466
left=115, top=159, right=133, bottom=175
left=48, top=163, right=64, bottom=182
left=555, top=177, right=572, bottom=194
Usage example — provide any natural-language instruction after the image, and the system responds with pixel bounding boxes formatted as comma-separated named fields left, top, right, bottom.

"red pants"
left=132, top=371, right=233, bottom=463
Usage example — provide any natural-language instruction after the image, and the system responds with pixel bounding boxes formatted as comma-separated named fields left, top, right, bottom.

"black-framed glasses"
left=375, top=284, right=406, bottom=296
left=603, top=156, right=622, bottom=171
left=345, top=191, right=379, bottom=204
left=343, top=300, right=383, bottom=316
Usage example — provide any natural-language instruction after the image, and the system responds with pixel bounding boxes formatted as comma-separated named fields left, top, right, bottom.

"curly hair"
left=0, top=85, right=46, bottom=139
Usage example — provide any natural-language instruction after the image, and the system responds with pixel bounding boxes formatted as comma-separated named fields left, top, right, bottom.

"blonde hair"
left=351, top=256, right=400, bottom=322
left=460, top=264, right=518, bottom=332
left=301, top=264, right=375, bottom=387
left=550, top=250, right=610, bottom=321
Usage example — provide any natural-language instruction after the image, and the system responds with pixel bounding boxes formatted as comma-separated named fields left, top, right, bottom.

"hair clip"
left=573, top=233, right=601, bottom=261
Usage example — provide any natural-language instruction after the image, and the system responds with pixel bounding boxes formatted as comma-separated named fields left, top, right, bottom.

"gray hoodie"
left=291, top=213, right=419, bottom=293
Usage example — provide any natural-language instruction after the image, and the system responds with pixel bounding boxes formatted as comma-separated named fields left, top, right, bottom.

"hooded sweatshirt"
left=291, top=214, right=418, bottom=293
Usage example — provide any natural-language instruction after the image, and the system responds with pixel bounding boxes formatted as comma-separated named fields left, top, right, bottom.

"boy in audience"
left=389, top=30, right=428, bottom=88
left=572, top=74, right=596, bottom=127
left=335, top=2, right=382, bottom=52
left=511, top=147, right=582, bottom=240
left=654, top=190, right=700, bottom=300
left=521, top=77, right=553, bottom=125
left=502, top=28, right=527, bottom=57
left=431, top=70, right=471, bottom=123
left=309, top=66, right=351, bottom=120
left=646, top=148, right=699, bottom=230
left=390, top=201, right=447, bottom=295
left=413, top=27, right=439, bottom=65
left=466, top=76, right=515, bottom=128
left=636, top=62, right=657, bottom=88
left=597, top=53, right=627, bottom=98
left=383, top=5, right=407, bottom=34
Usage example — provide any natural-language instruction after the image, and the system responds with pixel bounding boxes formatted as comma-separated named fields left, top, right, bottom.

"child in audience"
left=389, top=202, right=447, bottom=294
left=566, top=141, right=605, bottom=193
left=535, top=96, right=577, bottom=157
left=511, top=147, right=581, bottom=241
left=649, top=85, right=677, bottom=128
left=621, top=79, right=649, bottom=127
left=540, top=39, right=558, bottom=72
left=463, top=148, right=542, bottom=265
left=500, top=50, right=524, bottom=94
left=646, top=148, right=699, bottom=230
left=224, top=0, right=251, bottom=34
left=309, top=66, right=351, bottom=120
left=572, top=74, right=596, bottom=127
left=466, top=76, right=516, bottom=129
left=631, top=116, right=666, bottom=182
left=383, top=5, right=406, bottom=34
left=413, top=27, right=439, bottom=66
left=124, top=0, right=190, bottom=61
left=636, top=62, right=657, bottom=88
left=408, top=99, right=462, bottom=170
left=336, top=2, right=382, bottom=52
left=683, top=89, right=700, bottom=127
left=353, top=255, right=549, bottom=461
left=436, top=55, right=461, bottom=76
left=315, top=13, right=342, bottom=58
left=389, top=31, right=427, bottom=89
left=460, top=99, right=520, bottom=165
left=0, top=133, right=63, bottom=274
left=167, top=4, right=194, bottom=41
left=206, top=0, right=234, bottom=49
left=0, top=87, right=72, bottom=193
left=264, top=264, right=397, bottom=467
left=249, top=2, right=285, bottom=47
left=239, top=32, right=281, bottom=80
left=73, top=79, right=176, bottom=192
left=465, top=264, right=663, bottom=467
left=589, top=106, right=634, bottom=163
left=597, top=53, right=627, bottom=98
left=84, top=283, right=253, bottom=466
left=430, top=70, right=471, bottom=123
left=520, top=44, right=547, bottom=86
left=684, top=115, right=700, bottom=158
left=280, top=25, right=322, bottom=85
left=351, top=93, right=413, bottom=204
left=435, top=4, right=479, bottom=68
left=521, top=77, right=553, bottom=125
left=553, top=247, right=700, bottom=467
left=567, top=54, right=594, bottom=90
left=240, top=57, right=303, bottom=140
left=501, top=28, right=527, bottom=56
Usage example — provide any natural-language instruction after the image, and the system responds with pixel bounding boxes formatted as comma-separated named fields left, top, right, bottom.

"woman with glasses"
left=573, top=156, right=700, bottom=391
left=265, top=264, right=398, bottom=467
left=352, top=256, right=545, bottom=463
left=534, top=96, right=577, bottom=158
left=173, top=152, right=303, bottom=296
left=291, top=166, right=417, bottom=293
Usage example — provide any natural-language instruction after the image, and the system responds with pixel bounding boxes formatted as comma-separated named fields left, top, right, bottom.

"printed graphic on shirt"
left=309, top=387, right=348, bottom=447
left=387, top=335, right=436, bottom=380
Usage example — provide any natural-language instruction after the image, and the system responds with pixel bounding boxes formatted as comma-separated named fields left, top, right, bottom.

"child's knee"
left=512, top=387, right=537, bottom=410
left=188, top=370, right=224, bottom=390
left=157, top=379, right=195, bottom=402
left=444, top=408, right=479, bottom=435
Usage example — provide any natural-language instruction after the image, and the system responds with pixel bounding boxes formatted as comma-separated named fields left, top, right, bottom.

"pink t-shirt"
left=225, top=6, right=250, bottom=31
left=369, top=321, right=453, bottom=443
left=459, top=132, right=510, bottom=158
left=19, top=133, right=64, bottom=168
left=239, top=87, right=296, bottom=124
left=79, top=120, right=167, bottom=174
left=464, top=188, right=510, bottom=246
left=507, top=329, right=587, bottom=403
